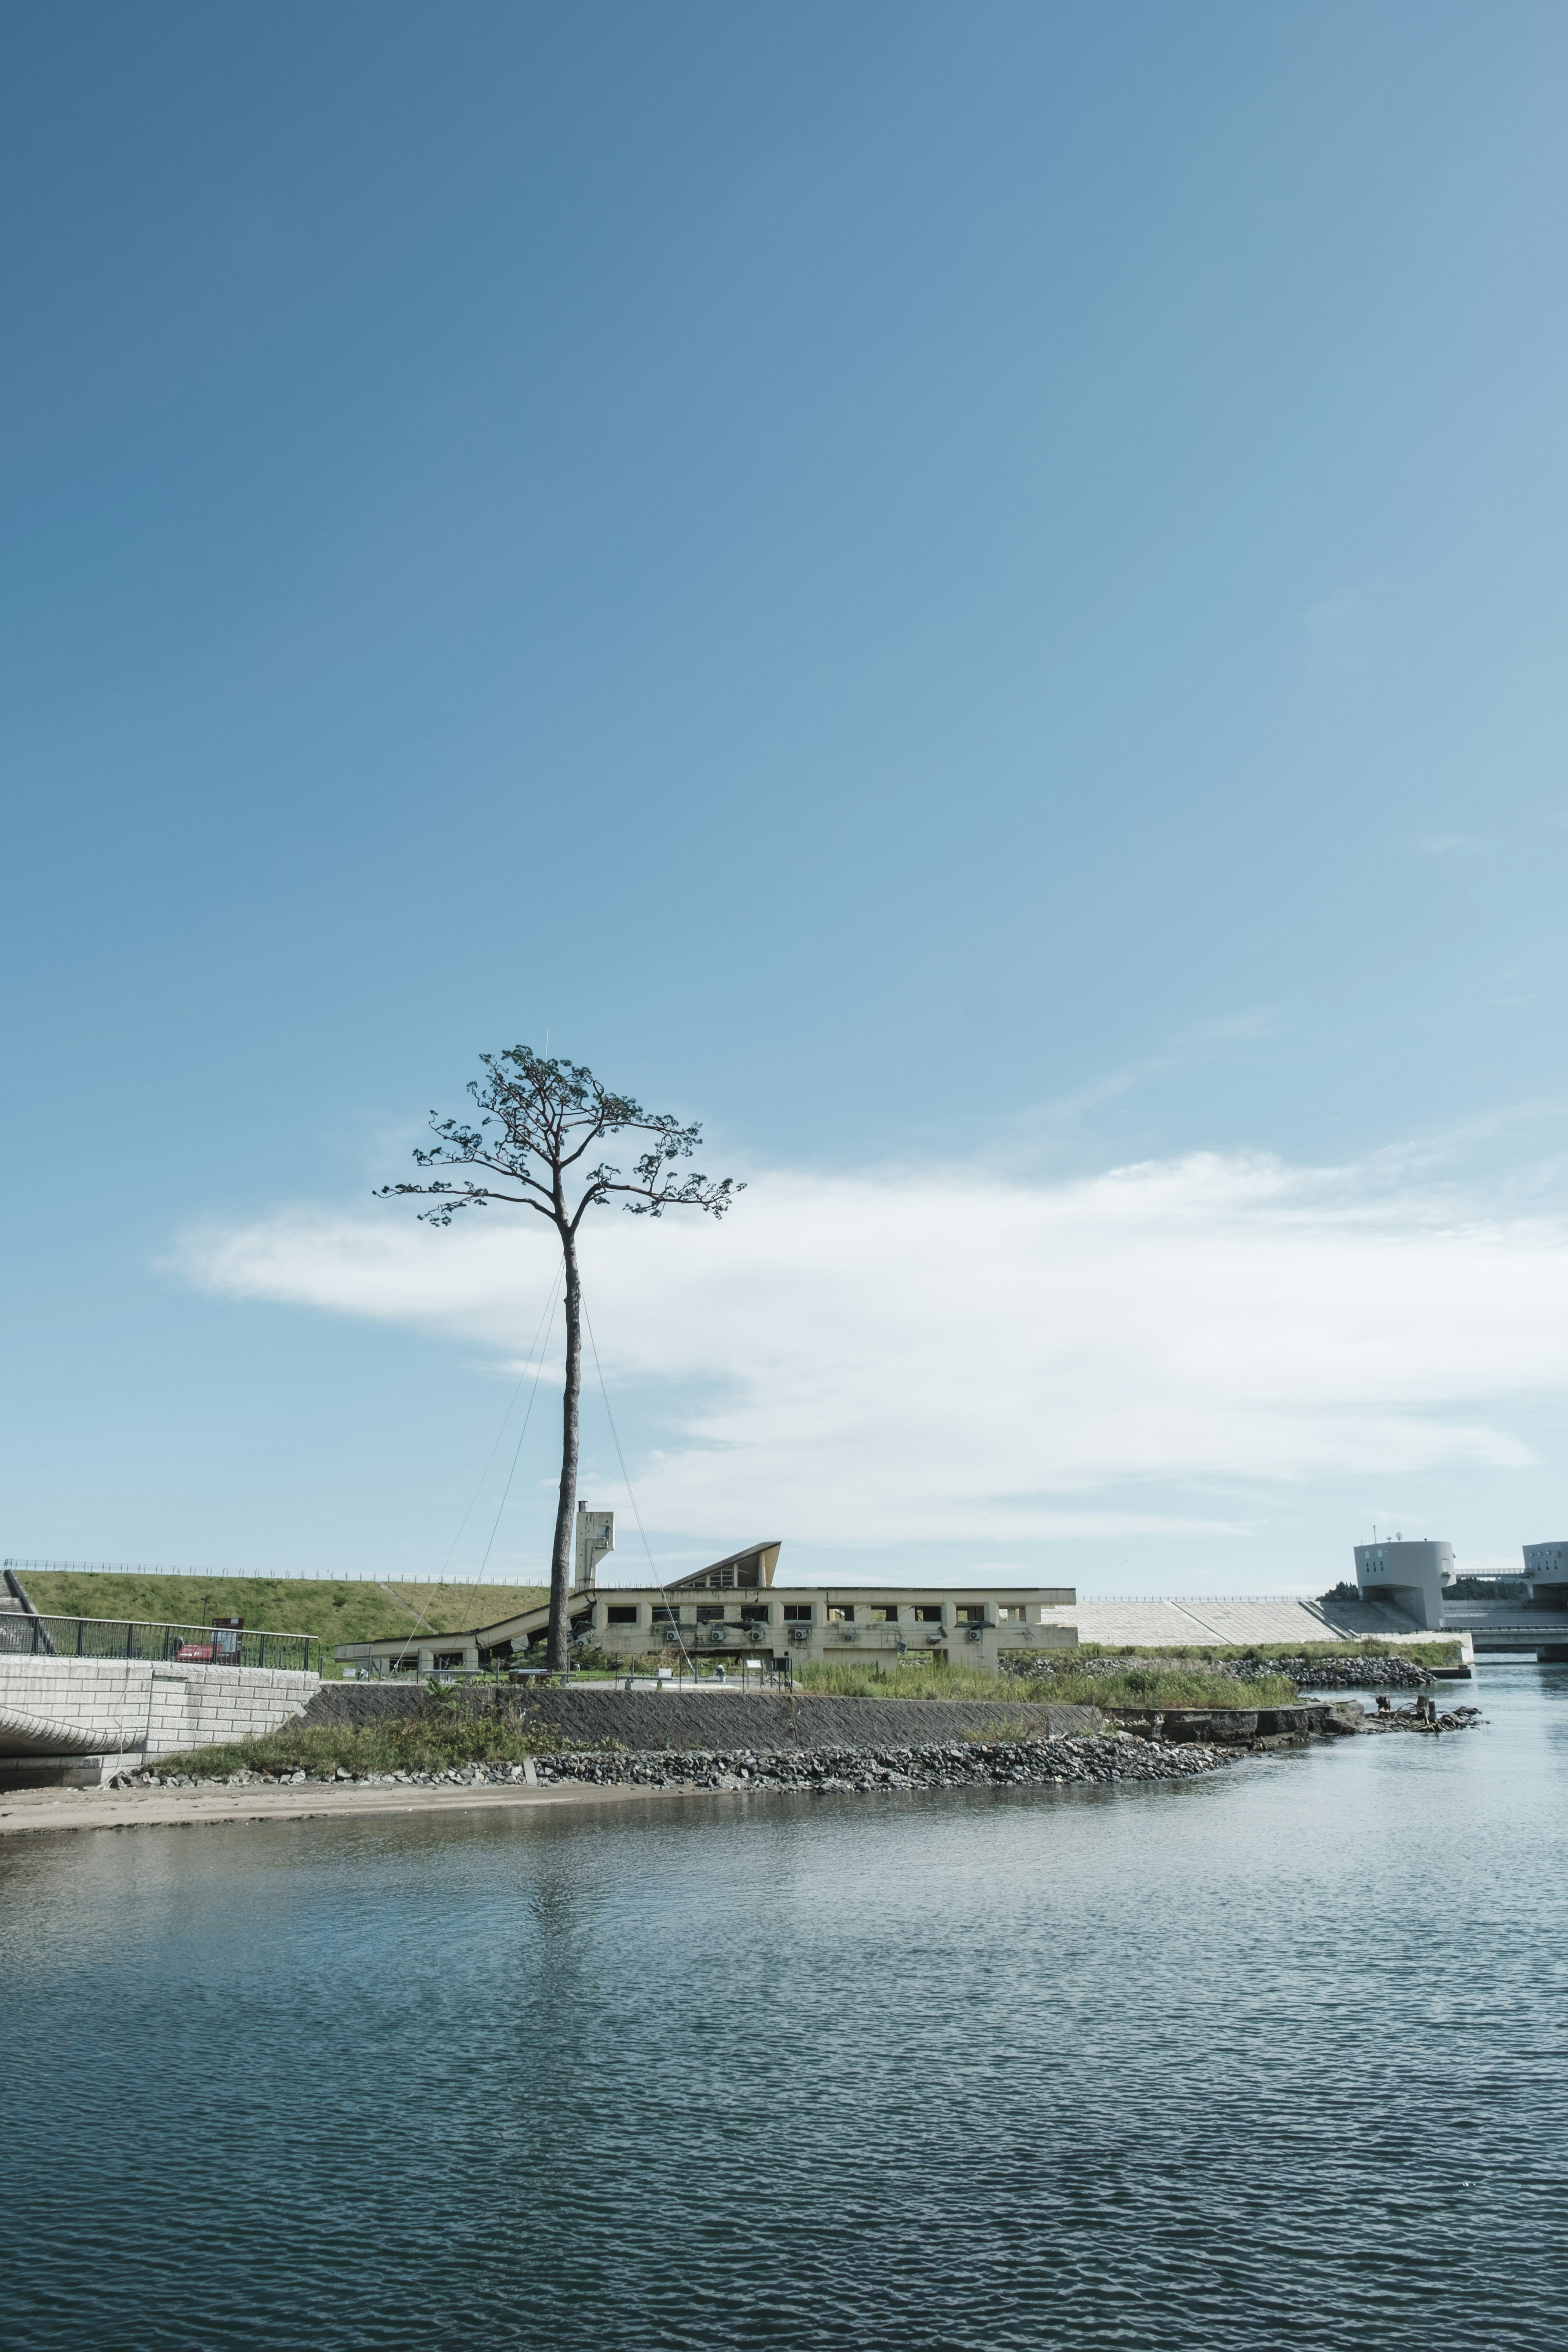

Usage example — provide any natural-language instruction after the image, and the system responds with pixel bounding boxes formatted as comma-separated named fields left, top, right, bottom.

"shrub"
left=795, top=1658, right=1293, bottom=1709
left=146, top=1705, right=616, bottom=1780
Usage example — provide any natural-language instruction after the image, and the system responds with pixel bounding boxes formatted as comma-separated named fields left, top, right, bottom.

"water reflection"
left=4, top=1668, right=1568, bottom=2352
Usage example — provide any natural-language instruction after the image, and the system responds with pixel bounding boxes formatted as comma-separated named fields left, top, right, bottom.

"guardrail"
left=0, top=1613, right=322, bottom=1675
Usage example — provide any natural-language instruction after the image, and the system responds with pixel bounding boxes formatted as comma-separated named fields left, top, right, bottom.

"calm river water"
left=5, top=1666, right=1568, bottom=2352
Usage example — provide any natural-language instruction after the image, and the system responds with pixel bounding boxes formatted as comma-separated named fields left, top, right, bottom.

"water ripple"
left=4, top=1666, right=1567, bottom=2352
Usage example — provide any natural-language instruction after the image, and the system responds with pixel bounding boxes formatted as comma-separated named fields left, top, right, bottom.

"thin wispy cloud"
left=172, top=1150, right=1568, bottom=1550
left=1411, top=830, right=1489, bottom=858
left=1009, top=1010, right=1280, bottom=1156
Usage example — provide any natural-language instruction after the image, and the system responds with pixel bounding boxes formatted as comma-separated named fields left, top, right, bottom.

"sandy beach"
left=0, top=1775, right=690, bottom=1838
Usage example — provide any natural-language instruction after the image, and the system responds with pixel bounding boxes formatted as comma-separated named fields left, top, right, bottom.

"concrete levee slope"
left=1038, top=1597, right=1447, bottom=1648
left=305, top=1684, right=1101, bottom=1751
left=0, top=1657, right=319, bottom=1780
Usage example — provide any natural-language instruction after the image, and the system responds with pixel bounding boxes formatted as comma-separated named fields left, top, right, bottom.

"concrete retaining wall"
left=305, top=1683, right=1101, bottom=1752
left=0, top=1657, right=319, bottom=1783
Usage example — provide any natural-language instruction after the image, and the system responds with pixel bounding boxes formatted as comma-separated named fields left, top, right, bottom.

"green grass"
left=1038, top=1668, right=1298, bottom=1709
left=1068, top=1637, right=1462, bottom=1667
left=18, top=1571, right=546, bottom=1675
left=796, top=1659, right=1296, bottom=1708
left=149, top=1711, right=615, bottom=1780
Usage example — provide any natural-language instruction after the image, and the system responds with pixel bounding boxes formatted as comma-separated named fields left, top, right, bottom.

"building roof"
left=664, top=1540, right=781, bottom=1592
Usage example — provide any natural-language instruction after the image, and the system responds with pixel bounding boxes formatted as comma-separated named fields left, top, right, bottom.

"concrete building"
left=1522, top=1542, right=1568, bottom=1598
left=1352, top=1539, right=1454, bottom=1631
left=1351, top=1535, right=1568, bottom=1659
left=334, top=1526, right=1078, bottom=1679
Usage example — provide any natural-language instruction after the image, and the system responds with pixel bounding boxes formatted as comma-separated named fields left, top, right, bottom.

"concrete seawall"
left=303, top=1684, right=1102, bottom=1751
left=0, top=1657, right=319, bottom=1785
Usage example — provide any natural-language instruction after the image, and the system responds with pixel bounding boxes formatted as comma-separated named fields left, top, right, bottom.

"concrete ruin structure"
left=334, top=1521, right=1078, bottom=1678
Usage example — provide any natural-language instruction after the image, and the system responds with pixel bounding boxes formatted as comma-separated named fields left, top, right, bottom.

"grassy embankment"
left=1068, top=1637, right=1464, bottom=1669
left=797, top=1659, right=1300, bottom=1708
left=146, top=1697, right=584, bottom=1782
left=797, top=1635, right=1461, bottom=1706
left=21, top=1570, right=545, bottom=1675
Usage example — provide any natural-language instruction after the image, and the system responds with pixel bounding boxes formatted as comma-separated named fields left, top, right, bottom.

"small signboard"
left=211, top=1617, right=243, bottom=1664
left=176, top=1642, right=214, bottom=1662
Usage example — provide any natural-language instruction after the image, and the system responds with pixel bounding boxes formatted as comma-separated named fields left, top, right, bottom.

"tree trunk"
left=546, top=1221, right=581, bottom=1670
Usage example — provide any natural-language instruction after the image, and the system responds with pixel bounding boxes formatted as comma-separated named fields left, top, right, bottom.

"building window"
left=869, top=1605, right=898, bottom=1624
left=606, top=1607, right=638, bottom=1626
left=913, top=1605, right=944, bottom=1624
left=996, top=1606, right=1025, bottom=1623
left=828, top=1606, right=855, bottom=1624
left=696, top=1605, right=727, bottom=1623
left=739, top=1604, right=771, bottom=1624
left=433, top=1651, right=465, bottom=1668
left=783, top=1605, right=813, bottom=1624
left=954, top=1606, right=985, bottom=1627
left=653, top=1608, right=680, bottom=1627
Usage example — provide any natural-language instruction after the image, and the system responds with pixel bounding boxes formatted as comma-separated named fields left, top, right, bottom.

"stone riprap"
left=531, top=1735, right=1230, bottom=1793
left=1264, top=1653, right=1437, bottom=1689
left=302, top=1685, right=1102, bottom=1751
left=118, top=1731, right=1231, bottom=1796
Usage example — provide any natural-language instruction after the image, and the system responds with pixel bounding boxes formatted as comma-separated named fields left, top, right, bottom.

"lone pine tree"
left=380, top=1047, right=741, bottom=1668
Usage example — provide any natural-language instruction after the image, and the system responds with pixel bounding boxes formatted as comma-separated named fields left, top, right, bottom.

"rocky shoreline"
left=118, top=1730, right=1233, bottom=1797
left=1239, top=1653, right=1438, bottom=1690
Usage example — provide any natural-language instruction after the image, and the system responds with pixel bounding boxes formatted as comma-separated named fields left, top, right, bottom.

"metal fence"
left=0, top=1613, right=322, bottom=1675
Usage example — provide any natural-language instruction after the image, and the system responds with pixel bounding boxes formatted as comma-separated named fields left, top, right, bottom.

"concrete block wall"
left=139, top=1662, right=320, bottom=1761
left=0, top=1656, right=319, bottom=1772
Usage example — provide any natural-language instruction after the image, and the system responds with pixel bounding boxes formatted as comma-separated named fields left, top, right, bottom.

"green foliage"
left=381, top=1045, right=743, bottom=1227
left=1065, top=1637, right=1461, bottom=1668
left=1038, top=1668, right=1297, bottom=1709
left=798, top=1660, right=1010, bottom=1700
left=795, top=1659, right=1294, bottom=1708
left=149, top=1707, right=618, bottom=1780
left=567, top=1643, right=627, bottom=1673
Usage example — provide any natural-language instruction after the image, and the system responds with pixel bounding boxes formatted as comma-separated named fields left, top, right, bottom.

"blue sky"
left=6, top=2, right=1568, bottom=1593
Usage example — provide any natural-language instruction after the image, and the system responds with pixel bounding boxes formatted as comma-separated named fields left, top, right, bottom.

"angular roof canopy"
left=665, top=1541, right=781, bottom=1593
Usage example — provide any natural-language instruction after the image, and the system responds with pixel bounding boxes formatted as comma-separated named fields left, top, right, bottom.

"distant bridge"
left=1428, top=1601, right=1568, bottom=1660
left=1345, top=1542, right=1568, bottom=1660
